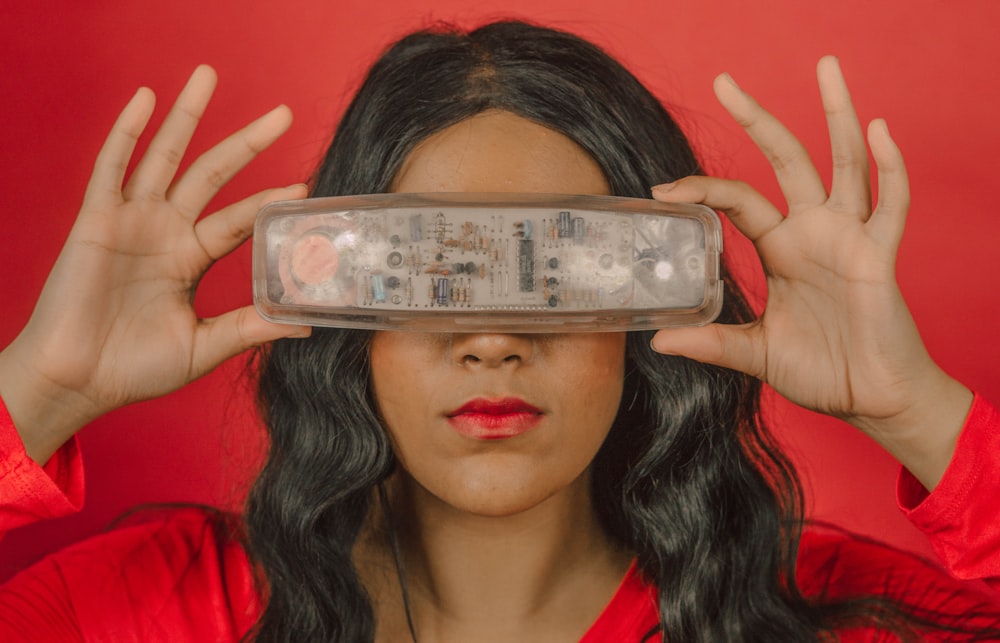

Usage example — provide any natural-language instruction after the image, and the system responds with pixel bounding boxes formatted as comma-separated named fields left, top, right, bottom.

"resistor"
left=365, top=275, right=374, bottom=305
left=434, top=212, right=447, bottom=242
left=429, top=278, right=437, bottom=304
left=405, top=278, right=413, bottom=306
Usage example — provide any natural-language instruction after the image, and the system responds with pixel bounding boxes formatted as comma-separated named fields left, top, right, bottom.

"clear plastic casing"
left=253, top=193, right=723, bottom=332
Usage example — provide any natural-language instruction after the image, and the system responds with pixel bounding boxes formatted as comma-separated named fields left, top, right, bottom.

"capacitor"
left=387, top=251, right=404, bottom=268
left=409, top=214, right=423, bottom=242
left=436, top=277, right=450, bottom=306
left=386, top=276, right=400, bottom=289
left=371, top=274, right=386, bottom=303
left=558, top=211, right=572, bottom=238
left=548, top=257, right=559, bottom=270
left=572, top=217, right=585, bottom=245
left=465, top=261, right=476, bottom=274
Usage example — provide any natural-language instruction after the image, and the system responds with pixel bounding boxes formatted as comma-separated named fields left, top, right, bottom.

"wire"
left=378, top=482, right=420, bottom=642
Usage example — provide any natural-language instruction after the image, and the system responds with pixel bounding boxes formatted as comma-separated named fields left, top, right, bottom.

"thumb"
left=650, top=322, right=765, bottom=380
left=192, top=305, right=311, bottom=377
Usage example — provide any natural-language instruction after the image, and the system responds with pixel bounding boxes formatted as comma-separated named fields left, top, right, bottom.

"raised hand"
left=650, top=57, right=971, bottom=489
left=0, top=66, right=310, bottom=464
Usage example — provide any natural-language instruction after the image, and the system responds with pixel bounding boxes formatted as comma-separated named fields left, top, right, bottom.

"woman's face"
left=370, top=110, right=626, bottom=517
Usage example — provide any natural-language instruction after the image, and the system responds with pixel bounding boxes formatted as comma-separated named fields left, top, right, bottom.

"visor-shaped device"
left=253, top=193, right=723, bottom=332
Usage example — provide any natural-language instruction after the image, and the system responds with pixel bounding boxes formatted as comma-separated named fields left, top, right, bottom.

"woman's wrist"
left=0, top=339, right=100, bottom=465
left=847, top=368, right=973, bottom=492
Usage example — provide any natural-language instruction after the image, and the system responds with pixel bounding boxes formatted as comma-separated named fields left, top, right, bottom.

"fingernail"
left=720, top=72, right=741, bottom=90
left=286, top=182, right=309, bottom=191
left=652, top=182, right=676, bottom=193
left=649, top=338, right=676, bottom=355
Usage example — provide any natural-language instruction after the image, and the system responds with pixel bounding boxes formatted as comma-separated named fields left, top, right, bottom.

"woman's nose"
left=450, top=333, right=534, bottom=368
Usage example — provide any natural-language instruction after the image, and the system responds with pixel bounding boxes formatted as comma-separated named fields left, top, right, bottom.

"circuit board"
left=254, top=194, right=722, bottom=331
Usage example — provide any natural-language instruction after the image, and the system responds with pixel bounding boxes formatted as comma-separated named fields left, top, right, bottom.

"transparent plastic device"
left=253, top=193, right=723, bottom=332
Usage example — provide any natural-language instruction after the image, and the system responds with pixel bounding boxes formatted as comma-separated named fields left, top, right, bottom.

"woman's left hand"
left=650, top=56, right=971, bottom=489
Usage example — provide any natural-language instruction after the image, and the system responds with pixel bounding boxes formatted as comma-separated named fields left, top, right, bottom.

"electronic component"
left=253, top=193, right=723, bottom=332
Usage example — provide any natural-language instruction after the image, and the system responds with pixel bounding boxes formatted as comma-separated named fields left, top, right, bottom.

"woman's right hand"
left=0, top=65, right=311, bottom=464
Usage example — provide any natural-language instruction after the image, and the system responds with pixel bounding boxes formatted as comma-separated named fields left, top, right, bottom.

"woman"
left=1, top=20, right=998, bottom=642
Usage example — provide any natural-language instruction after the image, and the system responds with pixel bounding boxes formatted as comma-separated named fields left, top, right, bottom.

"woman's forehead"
left=391, top=110, right=610, bottom=196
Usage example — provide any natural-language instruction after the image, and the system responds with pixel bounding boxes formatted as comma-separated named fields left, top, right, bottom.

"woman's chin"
left=400, top=458, right=588, bottom=520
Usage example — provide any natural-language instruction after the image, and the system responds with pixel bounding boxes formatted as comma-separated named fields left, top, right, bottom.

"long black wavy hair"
left=245, top=20, right=1000, bottom=642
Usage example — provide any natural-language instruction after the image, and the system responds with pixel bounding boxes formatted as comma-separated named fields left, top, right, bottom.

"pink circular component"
left=290, top=233, right=339, bottom=286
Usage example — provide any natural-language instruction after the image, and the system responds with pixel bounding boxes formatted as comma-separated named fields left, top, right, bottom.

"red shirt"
left=2, top=397, right=999, bottom=641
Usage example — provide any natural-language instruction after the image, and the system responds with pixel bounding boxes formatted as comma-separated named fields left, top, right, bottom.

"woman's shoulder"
left=0, top=506, right=259, bottom=642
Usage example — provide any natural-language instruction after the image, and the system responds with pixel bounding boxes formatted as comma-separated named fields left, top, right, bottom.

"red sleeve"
left=0, top=397, right=84, bottom=536
left=798, top=528, right=1000, bottom=640
left=0, top=509, right=259, bottom=642
left=898, top=393, right=1000, bottom=584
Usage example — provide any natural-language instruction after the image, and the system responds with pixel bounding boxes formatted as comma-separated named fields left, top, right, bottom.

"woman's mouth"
left=446, top=397, right=544, bottom=439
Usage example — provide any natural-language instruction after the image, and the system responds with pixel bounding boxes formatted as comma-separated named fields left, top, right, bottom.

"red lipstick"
left=446, top=397, right=543, bottom=439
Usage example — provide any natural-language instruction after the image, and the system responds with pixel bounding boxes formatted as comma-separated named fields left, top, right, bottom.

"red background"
left=2, top=0, right=998, bottom=581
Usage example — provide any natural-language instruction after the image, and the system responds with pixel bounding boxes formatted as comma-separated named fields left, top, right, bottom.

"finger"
left=817, top=56, right=872, bottom=215
left=168, top=104, right=294, bottom=220
left=865, top=118, right=910, bottom=248
left=191, top=305, right=311, bottom=377
left=652, top=176, right=783, bottom=243
left=714, top=72, right=827, bottom=212
left=650, top=322, right=766, bottom=381
left=193, top=183, right=308, bottom=261
left=82, top=87, right=156, bottom=208
left=124, top=65, right=218, bottom=201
